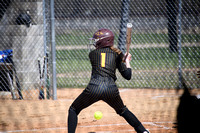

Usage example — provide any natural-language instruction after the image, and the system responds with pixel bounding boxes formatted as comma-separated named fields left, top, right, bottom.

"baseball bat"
left=7, top=72, right=17, bottom=100
left=3, top=55, right=23, bottom=100
left=10, top=59, right=23, bottom=99
left=42, top=56, right=45, bottom=78
left=123, top=23, right=132, bottom=62
left=2, top=56, right=17, bottom=100
left=38, top=57, right=45, bottom=99
left=46, top=53, right=50, bottom=99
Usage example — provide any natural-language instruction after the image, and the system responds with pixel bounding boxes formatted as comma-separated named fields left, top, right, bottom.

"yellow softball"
left=94, top=111, right=103, bottom=120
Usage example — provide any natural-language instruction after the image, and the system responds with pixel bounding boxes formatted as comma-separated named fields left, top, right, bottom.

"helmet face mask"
left=90, top=36, right=107, bottom=47
left=90, top=29, right=114, bottom=49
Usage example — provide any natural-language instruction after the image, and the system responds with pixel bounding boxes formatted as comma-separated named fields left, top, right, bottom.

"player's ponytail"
left=110, top=46, right=125, bottom=61
left=110, top=46, right=122, bottom=55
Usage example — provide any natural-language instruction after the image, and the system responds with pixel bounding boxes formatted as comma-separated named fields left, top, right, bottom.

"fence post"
left=167, top=0, right=178, bottom=52
left=178, top=0, right=182, bottom=89
left=50, top=0, right=57, bottom=100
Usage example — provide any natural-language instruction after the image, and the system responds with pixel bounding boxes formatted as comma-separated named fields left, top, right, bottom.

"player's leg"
left=120, top=107, right=149, bottom=133
left=103, top=85, right=149, bottom=133
left=68, top=106, right=78, bottom=133
left=68, top=86, right=100, bottom=133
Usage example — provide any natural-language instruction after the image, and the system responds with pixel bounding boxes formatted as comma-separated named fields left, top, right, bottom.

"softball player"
left=68, top=29, right=149, bottom=133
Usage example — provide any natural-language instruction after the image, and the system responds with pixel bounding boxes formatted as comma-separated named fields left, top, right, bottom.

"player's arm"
left=117, top=53, right=132, bottom=80
left=121, top=68, right=132, bottom=80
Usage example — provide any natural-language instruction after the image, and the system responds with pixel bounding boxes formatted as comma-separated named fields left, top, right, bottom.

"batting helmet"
left=90, top=29, right=114, bottom=49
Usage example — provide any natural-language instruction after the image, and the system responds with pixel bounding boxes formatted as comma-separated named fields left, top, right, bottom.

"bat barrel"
left=127, top=23, right=132, bottom=28
left=126, top=23, right=132, bottom=54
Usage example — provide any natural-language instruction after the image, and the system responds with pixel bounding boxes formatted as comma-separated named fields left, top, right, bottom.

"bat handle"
left=122, top=53, right=128, bottom=62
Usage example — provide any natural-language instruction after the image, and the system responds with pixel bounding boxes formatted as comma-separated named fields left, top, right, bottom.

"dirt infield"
left=1, top=88, right=199, bottom=133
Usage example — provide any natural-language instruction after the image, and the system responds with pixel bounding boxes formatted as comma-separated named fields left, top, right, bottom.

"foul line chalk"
left=0, top=127, right=68, bottom=133
left=143, top=122, right=173, bottom=129
left=0, top=121, right=174, bottom=133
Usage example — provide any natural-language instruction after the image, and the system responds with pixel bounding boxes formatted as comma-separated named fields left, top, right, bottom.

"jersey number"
left=101, top=53, right=106, bottom=67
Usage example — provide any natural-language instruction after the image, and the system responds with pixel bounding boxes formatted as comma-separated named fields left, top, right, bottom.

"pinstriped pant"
left=70, top=75, right=126, bottom=115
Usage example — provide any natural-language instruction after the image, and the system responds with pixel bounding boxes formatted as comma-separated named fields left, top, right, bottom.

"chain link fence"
left=0, top=0, right=199, bottom=100
left=0, top=0, right=51, bottom=100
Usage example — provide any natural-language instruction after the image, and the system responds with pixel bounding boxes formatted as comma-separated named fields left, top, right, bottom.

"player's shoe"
left=143, top=129, right=150, bottom=133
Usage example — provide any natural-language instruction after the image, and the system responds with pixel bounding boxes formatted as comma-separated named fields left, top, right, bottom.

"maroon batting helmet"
left=90, top=29, right=114, bottom=49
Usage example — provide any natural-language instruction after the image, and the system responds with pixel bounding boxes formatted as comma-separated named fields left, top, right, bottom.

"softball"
left=94, top=111, right=103, bottom=120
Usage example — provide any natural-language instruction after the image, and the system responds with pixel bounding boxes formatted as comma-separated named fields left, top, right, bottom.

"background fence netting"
left=55, top=0, right=200, bottom=89
left=0, top=0, right=199, bottom=99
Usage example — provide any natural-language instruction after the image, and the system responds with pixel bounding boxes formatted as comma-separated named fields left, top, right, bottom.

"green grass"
left=132, top=47, right=200, bottom=69
left=55, top=31, right=200, bottom=88
left=132, top=33, right=200, bottom=44
left=56, top=32, right=200, bottom=45
left=56, top=31, right=93, bottom=45
left=57, top=47, right=200, bottom=72
left=56, top=46, right=200, bottom=88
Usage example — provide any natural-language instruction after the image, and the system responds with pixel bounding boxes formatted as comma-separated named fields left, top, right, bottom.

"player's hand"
left=125, top=53, right=132, bottom=62
left=125, top=53, right=131, bottom=68
left=197, top=70, right=200, bottom=79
